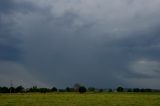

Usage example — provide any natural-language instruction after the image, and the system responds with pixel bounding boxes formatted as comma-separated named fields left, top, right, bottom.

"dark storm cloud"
left=0, top=0, right=15, bottom=13
left=1, top=0, right=160, bottom=88
left=0, top=44, right=20, bottom=61
left=0, top=0, right=36, bottom=14
left=0, top=18, right=20, bottom=61
left=0, top=0, right=48, bottom=87
left=0, top=0, right=39, bottom=61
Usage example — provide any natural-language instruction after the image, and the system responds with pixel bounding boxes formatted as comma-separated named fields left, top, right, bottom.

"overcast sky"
left=1, top=0, right=160, bottom=89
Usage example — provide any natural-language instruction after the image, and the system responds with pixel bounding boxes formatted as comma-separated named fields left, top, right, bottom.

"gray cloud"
left=1, top=0, right=160, bottom=88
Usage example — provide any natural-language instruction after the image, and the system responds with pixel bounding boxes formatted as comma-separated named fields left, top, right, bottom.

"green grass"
left=0, top=92, right=160, bottom=106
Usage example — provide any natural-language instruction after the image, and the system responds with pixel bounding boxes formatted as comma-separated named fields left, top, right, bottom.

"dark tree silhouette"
left=66, top=87, right=74, bottom=92
left=108, top=89, right=112, bottom=92
left=117, top=86, right=124, bottom=92
left=39, top=88, right=49, bottom=93
left=0, top=87, right=9, bottom=93
left=51, top=87, right=57, bottom=92
left=74, top=83, right=81, bottom=92
left=79, top=86, right=87, bottom=93
left=127, top=89, right=132, bottom=92
left=99, top=89, right=104, bottom=92
left=133, top=88, right=140, bottom=92
left=9, top=87, right=15, bottom=93
left=29, top=86, right=39, bottom=92
left=15, top=86, right=24, bottom=93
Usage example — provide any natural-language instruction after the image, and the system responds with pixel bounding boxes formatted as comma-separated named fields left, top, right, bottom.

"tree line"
left=0, top=85, right=159, bottom=93
left=0, top=84, right=87, bottom=93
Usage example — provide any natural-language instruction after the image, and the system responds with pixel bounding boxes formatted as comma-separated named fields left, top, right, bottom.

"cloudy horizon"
left=1, top=0, right=160, bottom=89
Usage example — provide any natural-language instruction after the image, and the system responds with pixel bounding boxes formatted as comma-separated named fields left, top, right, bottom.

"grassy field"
left=0, top=92, right=160, bottom=106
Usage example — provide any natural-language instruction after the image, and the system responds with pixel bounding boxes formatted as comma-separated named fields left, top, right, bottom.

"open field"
left=0, top=93, right=160, bottom=106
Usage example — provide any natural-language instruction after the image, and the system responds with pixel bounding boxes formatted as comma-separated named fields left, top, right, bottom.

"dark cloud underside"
left=0, top=0, right=160, bottom=88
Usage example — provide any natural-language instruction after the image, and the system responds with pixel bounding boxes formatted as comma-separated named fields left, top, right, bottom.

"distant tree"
left=58, top=89, right=66, bottom=92
left=66, top=87, right=71, bottom=92
left=39, top=88, right=49, bottom=93
left=66, top=87, right=74, bottom=92
left=79, top=86, right=87, bottom=93
left=140, top=88, right=152, bottom=92
left=117, top=86, right=124, bottom=92
left=108, top=89, right=112, bottom=92
left=133, top=88, right=140, bottom=92
left=127, top=89, right=132, bottom=92
left=74, top=83, right=81, bottom=92
left=9, top=87, right=15, bottom=93
left=15, top=86, right=24, bottom=93
left=29, top=86, right=39, bottom=92
left=140, top=88, right=145, bottom=92
left=145, top=88, right=152, bottom=92
left=99, top=89, right=104, bottom=92
left=51, top=87, right=57, bottom=92
left=0, top=87, right=9, bottom=93
left=88, top=87, right=95, bottom=92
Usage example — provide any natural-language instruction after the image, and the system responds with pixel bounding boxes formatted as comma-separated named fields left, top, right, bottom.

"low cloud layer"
left=1, top=0, right=160, bottom=88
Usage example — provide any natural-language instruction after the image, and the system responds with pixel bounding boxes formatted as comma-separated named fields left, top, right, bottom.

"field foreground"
left=0, top=93, right=160, bottom=106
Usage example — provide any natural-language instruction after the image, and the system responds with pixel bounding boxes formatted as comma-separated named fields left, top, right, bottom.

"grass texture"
left=0, top=92, right=160, bottom=106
